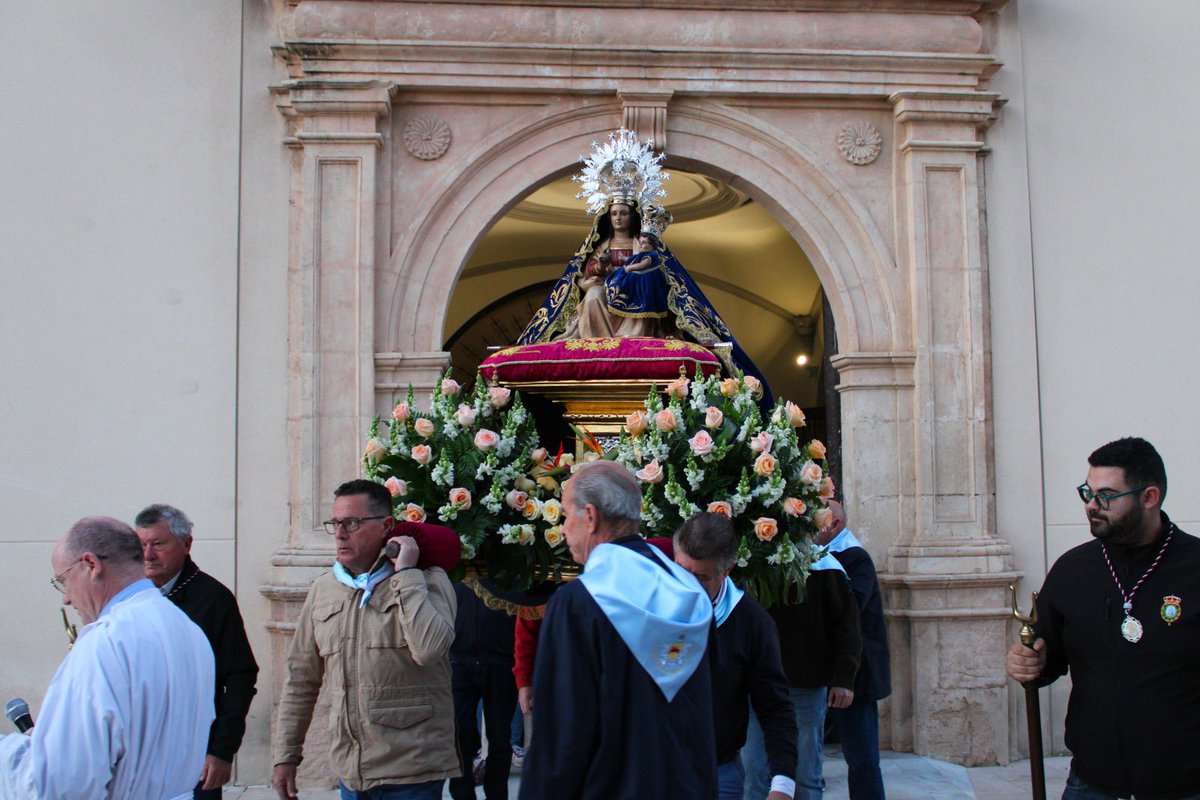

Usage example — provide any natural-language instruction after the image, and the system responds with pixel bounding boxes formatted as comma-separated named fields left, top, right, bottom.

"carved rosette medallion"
left=836, top=122, right=883, bottom=166
left=403, top=116, right=452, bottom=160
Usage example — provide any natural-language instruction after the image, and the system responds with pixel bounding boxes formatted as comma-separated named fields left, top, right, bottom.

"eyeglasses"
left=323, top=516, right=387, bottom=535
left=1076, top=483, right=1148, bottom=511
left=50, top=554, right=107, bottom=593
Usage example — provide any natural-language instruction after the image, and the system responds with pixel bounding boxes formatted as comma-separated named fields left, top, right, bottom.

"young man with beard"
left=1007, top=437, right=1200, bottom=799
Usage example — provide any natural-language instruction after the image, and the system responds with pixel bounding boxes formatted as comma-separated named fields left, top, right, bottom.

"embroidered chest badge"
left=1161, top=595, right=1182, bottom=625
left=659, top=638, right=692, bottom=673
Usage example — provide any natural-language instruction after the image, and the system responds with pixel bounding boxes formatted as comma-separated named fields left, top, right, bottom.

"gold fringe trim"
left=463, top=577, right=547, bottom=620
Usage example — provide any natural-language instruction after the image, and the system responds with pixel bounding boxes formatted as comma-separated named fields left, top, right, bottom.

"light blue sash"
left=333, top=561, right=396, bottom=608
left=579, top=542, right=712, bottom=701
left=824, top=528, right=864, bottom=555
left=810, top=550, right=847, bottom=576
left=713, top=576, right=745, bottom=628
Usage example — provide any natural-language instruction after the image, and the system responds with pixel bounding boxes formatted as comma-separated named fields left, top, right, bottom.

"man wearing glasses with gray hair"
left=0, top=517, right=214, bottom=798
left=1007, top=437, right=1200, bottom=799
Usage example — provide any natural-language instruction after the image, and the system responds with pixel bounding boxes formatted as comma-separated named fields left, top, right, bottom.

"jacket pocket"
left=368, top=703, right=434, bottom=730
left=312, top=602, right=345, bottom=656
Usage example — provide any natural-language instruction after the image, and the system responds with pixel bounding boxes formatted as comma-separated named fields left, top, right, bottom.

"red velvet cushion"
left=391, top=520, right=462, bottom=571
left=480, top=338, right=721, bottom=383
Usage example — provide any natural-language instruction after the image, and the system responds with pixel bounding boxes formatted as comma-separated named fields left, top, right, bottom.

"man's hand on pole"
left=1006, top=637, right=1047, bottom=683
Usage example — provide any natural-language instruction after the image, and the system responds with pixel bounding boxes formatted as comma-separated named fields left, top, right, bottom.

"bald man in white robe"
left=0, top=517, right=214, bottom=800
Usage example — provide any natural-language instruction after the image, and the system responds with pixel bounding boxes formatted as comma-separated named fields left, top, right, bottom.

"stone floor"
left=224, top=748, right=1071, bottom=798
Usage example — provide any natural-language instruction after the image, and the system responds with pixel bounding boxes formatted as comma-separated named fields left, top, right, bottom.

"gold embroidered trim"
left=463, top=577, right=546, bottom=620
left=564, top=338, right=623, bottom=352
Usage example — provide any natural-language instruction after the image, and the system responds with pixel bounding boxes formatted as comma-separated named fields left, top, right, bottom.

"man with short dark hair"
left=273, top=479, right=459, bottom=800
left=135, top=504, right=259, bottom=800
left=673, top=512, right=797, bottom=800
left=0, top=517, right=214, bottom=799
left=1008, top=437, right=1200, bottom=799
left=519, top=460, right=718, bottom=799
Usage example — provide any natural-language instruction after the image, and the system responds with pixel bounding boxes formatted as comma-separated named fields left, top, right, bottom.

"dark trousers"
left=194, top=783, right=220, bottom=800
left=450, top=661, right=518, bottom=800
left=827, top=699, right=886, bottom=800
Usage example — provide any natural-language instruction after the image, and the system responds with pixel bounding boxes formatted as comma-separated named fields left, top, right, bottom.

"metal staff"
left=1010, top=585, right=1046, bottom=800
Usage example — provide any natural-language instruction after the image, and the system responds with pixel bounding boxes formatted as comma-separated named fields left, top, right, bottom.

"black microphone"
left=5, top=698, right=33, bottom=733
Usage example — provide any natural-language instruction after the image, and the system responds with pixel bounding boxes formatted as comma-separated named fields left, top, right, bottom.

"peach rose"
left=411, top=444, right=433, bottom=466
left=743, top=375, right=763, bottom=399
left=455, top=404, right=477, bottom=427
left=536, top=475, right=560, bottom=494
left=689, top=430, right=715, bottom=457
left=364, top=438, right=388, bottom=464
left=449, top=487, right=472, bottom=510
left=514, top=475, right=536, bottom=493
left=544, top=525, right=565, bottom=548
left=753, top=517, right=779, bottom=542
left=522, top=497, right=542, bottom=520
left=517, top=525, right=535, bottom=546
left=541, top=498, right=563, bottom=524
left=708, top=501, right=733, bottom=518
left=704, top=406, right=724, bottom=429
left=665, top=377, right=689, bottom=399
left=488, top=386, right=512, bottom=408
left=753, top=452, right=777, bottom=477
left=414, top=417, right=435, bottom=438
left=819, top=476, right=836, bottom=502
left=403, top=504, right=427, bottom=523
left=384, top=477, right=408, bottom=498
left=812, top=507, right=833, bottom=531
left=654, top=409, right=677, bottom=432
left=506, top=490, right=528, bottom=510
left=719, top=377, right=741, bottom=397
left=625, top=410, right=649, bottom=437
left=474, top=429, right=500, bottom=451
left=391, top=402, right=411, bottom=422
left=440, top=378, right=461, bottom=396
left=807, top=440, right=828, bottom=460
left=799, top=460, right=823, bottom=487
left=750, top=431, right=775, bottom=454
left=636, top=459, right=664, bottom=484
left=785, top=400, right=806, bottom=427
left=783, top=497, right=807, bottom=517
left=530, top=447, right=549, bottom=465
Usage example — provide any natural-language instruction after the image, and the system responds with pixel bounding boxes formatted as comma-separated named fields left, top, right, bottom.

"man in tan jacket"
left=272, top=479, right=459, bottom=800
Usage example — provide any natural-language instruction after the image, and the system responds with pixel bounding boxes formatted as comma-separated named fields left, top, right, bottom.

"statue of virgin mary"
left=514, top=130, right=771, bottom=402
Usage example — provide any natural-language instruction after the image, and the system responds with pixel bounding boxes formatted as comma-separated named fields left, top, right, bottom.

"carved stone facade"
left=266, top=0, right=1014, bottom=770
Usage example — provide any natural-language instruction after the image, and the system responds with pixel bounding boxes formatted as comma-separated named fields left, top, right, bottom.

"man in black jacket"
left=1007, top=437, right=1200, bottom=799
left=136, top=504, right=259, bottom=800
left=818, top=500, right=889, bottom=800
left=673, top=513, right=797, bottom=800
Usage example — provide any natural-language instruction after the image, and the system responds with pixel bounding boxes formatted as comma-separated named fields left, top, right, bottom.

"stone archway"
left=270, top=0, right=1017, bottom=768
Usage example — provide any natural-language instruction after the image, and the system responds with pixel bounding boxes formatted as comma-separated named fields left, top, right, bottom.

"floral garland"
left=610, top=371, right=833, bottom=607
left=363, top=372, right=576, bottom=588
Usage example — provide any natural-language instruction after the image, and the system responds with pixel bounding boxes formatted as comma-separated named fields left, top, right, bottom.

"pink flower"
left=530, top=447, right=549, bottom=465
left=364, top=438, right=388, bottom=464
left=743, top=375, right=763, bottom=399
left=665, top=377, right=689, bottom=399
left=813, top=507, right=833, bottom=531
left=785, top=401, right=806, bottom=427
left=799, top=460, right=823, bottom=487
left=808, top=440, right=828, bottom=460
left=411, top=444, right=433, bottom=466
left=819, top=476, right=836, bottom=502
left=474, top=429, right=500, bottom=451
left=708, top=501, right=733, bottom=518
left=753, top=452, right=777, bottom=477
left=440, top=378, right=461, bottom=396
left=391, top=402, right=411, bottom=422
left=414, top=418, right=435, bottom=438
left=506, top=490, right=528, bottom=510
left=403, top=504, right=427, bottom=523
left=749, top=431, right=775, bottom=454
left=384, top=477, right=408, bottom=498
left=636, top=459, right=664, bottom=484
left=783, top=497, right=807, bottom=517
left=625, top=410, right=649, bottom=437
left=488, top=386, right=512, bottom=408
left=455, top=404, right=477, bottom=427
left=689, top=430, right=715, bottom=457
left=719, top=378, right=741, bottom=397
left=654, top=409, right=677, bottom=432
left=449, top=487, right=472, bottom=510
left=704, top=406, right=724, bottom=429
left=753, top=517, right=779, bottom=542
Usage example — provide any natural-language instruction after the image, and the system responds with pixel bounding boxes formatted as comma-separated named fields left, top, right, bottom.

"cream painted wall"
left=0, top=0, right=243, bottom=755
left=988, top=0, right=1200, bottom=756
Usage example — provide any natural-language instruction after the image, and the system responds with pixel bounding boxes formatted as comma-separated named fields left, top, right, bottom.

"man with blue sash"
left=817, top=501, right=889, bottom=799
left=519, top=461, right=717, bottom=800
left=674, top=512, right=798, bottom=800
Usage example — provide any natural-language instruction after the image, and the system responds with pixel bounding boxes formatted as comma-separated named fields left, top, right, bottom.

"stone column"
left=263, top=78, right=391, bottom=786
left=880, top=89, right=1020, bottom=765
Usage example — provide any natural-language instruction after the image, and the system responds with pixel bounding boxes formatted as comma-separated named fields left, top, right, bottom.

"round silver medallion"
left=1121, top=614, right=1144, bottom=643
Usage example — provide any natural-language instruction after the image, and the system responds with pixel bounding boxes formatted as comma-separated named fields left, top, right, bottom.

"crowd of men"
left=2, top=436, right=1192, bottom=800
